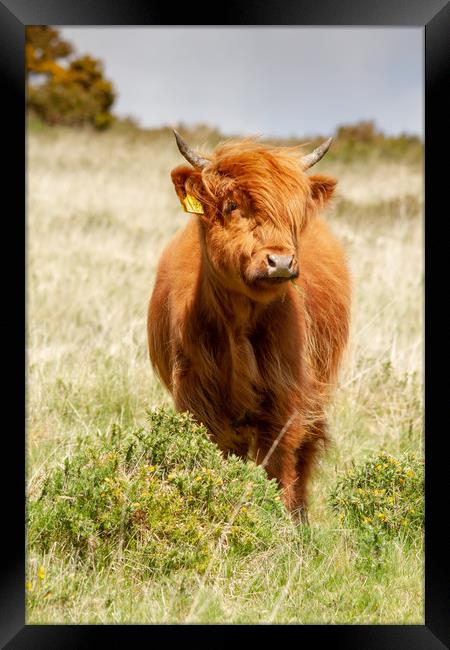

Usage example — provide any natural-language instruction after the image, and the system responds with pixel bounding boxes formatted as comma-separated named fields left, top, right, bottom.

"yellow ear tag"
left=183, top=193, right=204, bottom=214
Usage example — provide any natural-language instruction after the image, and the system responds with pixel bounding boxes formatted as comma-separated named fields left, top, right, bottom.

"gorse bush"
left=28, top=408, right=295, bottom=578
left=329, top=451, right=424, bottom=544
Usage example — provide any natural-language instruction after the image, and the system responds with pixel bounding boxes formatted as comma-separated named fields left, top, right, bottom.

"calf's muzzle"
left=266, top=254, right=298, bottom=279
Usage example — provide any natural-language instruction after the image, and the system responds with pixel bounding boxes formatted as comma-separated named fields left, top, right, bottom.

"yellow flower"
left=357, top=488, right=364, bottom=494
left=376, top=512, right=387, bottom=521
left=376, top=465, right=382, bottom=471
left=167, top=472, right=176, bottom=481
left=216, top=478, right=223, bottom=486
left=26, top=580, right=33, bottom=592
left=406, top=470, right=415, bottom=478
left=194, top=476, right=202, bottom=482
left=37, top=566, right=45, bottom=580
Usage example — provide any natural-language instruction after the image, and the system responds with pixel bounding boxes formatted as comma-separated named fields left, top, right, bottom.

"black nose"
left=267, top=254, right=296, bottom=278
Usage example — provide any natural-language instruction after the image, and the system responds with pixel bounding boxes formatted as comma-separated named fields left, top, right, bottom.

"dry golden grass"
left=26, top=123, right=424, bottom=623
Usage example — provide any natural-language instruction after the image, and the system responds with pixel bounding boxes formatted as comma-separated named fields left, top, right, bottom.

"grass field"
left=26, top=120, right=424, bottom=624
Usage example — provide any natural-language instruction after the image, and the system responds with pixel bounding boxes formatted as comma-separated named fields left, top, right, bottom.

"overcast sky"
left=60, top=27, right=423, bottom=139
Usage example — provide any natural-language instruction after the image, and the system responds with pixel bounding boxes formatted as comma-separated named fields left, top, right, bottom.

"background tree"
left=26, top=26, right=116, bottom=130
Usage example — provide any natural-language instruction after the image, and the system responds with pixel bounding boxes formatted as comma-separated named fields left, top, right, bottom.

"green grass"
left=26, top=121, right=424, bottom=623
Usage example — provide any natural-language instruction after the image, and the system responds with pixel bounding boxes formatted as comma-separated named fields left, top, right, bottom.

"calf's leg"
left=253, top=421, right=304, bottom=514
left=293, top=419, right=329, bottom=522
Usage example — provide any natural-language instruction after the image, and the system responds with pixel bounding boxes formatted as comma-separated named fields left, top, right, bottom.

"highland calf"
left=147, top=130, right=351, bottom=520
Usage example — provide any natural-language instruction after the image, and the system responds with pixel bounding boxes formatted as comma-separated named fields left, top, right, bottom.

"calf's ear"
left=308, top=174, right=337, bottom=207
left=171, top=165, right=193, bottom=203
left=171, top=165, right=206, bottom=215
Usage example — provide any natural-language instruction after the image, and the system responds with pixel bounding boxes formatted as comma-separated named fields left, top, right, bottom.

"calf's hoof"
left=292, top=503, right=309, bottom=526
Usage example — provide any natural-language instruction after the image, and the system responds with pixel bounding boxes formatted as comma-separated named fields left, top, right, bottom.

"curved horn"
left=173, top=129, right=209, bottom=169
left=301, top=137, right=333, bottom=169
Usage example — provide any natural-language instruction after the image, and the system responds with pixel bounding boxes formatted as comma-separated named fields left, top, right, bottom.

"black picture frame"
left=2, top=0, right=449, bottom=647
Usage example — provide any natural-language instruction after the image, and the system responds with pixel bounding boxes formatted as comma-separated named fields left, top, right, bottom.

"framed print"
left=1, top=0, right=449, bottom=647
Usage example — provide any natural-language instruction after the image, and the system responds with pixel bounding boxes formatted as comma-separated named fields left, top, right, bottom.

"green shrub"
left=329, top=451, right=424, bottom=543
left=270, top=120, right=423, bottom=165
left=28, top=408, right=295, bottom=578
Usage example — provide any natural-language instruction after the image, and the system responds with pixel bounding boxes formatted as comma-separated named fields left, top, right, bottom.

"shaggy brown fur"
left=147, top=139, right=351, bottom=519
